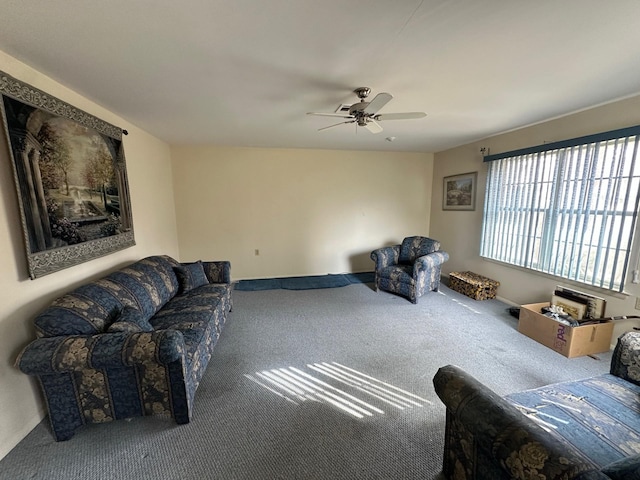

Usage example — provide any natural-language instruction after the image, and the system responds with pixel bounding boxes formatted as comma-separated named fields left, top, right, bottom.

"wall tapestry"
left=0, top=71, right=135, bottom=279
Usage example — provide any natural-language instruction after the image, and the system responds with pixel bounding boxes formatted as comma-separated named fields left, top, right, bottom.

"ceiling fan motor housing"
left=348, top=102, right=371, bottom=125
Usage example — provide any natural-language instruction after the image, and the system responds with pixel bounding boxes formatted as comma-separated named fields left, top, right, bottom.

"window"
left=481, top=126, right=640, bottom=292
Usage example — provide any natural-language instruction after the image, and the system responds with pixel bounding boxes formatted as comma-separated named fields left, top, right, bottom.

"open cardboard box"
left=518, top=302, right=614, bottom=358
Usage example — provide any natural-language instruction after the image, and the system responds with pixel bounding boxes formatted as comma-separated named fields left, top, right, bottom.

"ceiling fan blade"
left=363, top=92, right=393, bottom=114
left=307, top=112, right=354, bottom=118
left=318, top=120, right=355, bottom=131
left=364, top=119, right=383, bottom=134
left=374, top=112, right=427, bottom=121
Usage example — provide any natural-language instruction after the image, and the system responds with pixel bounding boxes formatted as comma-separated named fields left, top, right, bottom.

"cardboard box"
left=518, top=302, right=614, bottom=358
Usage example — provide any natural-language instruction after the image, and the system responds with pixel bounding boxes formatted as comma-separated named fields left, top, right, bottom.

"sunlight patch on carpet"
left=245, top=362, right=430, bottom=419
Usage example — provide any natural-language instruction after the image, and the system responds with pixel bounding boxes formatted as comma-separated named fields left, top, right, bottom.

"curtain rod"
left=483, top=124, right=640, bottom=162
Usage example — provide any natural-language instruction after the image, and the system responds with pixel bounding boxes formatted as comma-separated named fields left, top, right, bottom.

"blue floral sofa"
left=16, top=255, right=232, bottom=441
left=370, top=236, right=449, bottom=303
left=433, top=331, right=640, bottom=480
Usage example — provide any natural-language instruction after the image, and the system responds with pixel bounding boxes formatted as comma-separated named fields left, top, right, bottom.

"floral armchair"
left=370, top=236, right=449, bottom=303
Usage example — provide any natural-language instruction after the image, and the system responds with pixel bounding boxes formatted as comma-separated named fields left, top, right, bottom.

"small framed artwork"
left=443, top=172, right=477, bottom=211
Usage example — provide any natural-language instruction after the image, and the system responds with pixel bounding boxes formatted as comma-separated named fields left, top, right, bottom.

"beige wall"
left=171, top=146, right=433, bottom=279
left=0, top=51, right=180, bottom=458
left=431, top=94, right=640, bottom=341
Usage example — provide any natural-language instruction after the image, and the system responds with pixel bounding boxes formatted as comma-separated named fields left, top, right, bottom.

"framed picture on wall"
left=443, top=172, right=477, bottom=211
left=0, top=70, right=135, bottom=279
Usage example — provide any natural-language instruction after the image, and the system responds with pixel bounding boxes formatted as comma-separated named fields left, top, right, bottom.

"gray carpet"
left=0, top=283, right=612, bottom=480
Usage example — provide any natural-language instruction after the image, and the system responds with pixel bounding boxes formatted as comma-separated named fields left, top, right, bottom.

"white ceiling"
left=1, top=0, right=640, bottom=153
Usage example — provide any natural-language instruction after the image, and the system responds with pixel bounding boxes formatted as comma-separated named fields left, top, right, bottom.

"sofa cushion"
left=34, top=293, right=115, bottom=337
left=602, top=454, right=640, bottom=479
left=202, top=261, right=231, bottom=284
left=506, top=373, right=640, bottom=469
left=150, top=284, right=227, bottom=330
left=378, top=265, right=415, bottom=285
left=399, top=236, right=440, bottom=264
left=174, top=261, right=209, bottom=294
left=33, top=255, right=179, bottom=337
left=156, top=292, right=219, bottom=317
left=107, top=307, right=153, bottom=333
left=107, top=256, right=180, bottom=319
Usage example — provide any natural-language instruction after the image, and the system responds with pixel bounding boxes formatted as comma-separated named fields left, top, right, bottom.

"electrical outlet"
left=635, top=297, right=640, bottom=310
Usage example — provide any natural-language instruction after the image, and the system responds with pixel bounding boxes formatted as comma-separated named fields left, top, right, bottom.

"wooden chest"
left=449, top=271, right=500, bottom=300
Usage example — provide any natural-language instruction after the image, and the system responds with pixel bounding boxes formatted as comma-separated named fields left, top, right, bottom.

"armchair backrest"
left=399, top=236, right=441, bottom=264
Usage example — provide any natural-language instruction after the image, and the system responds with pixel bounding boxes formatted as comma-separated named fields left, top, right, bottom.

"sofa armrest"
left=610, top=331, right=640, bottom=385
left=414, top=250, right=449, bottom=275
left=433, top=365, right=607, bottom=480
left=16, top=330, right=185, bottom=375
left=202, top=261, right=231, bottom=284
left=370, top=245, right=400, bottom=269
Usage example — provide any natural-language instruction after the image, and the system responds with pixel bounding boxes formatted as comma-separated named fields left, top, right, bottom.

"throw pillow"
left=174, top=261, right=209, bottom=294
left=107, top=306, right=153, bottom=333
left=602, top=454, right=640, bottom=480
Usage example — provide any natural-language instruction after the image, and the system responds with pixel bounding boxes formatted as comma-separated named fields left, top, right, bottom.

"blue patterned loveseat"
left=433, top=331, right=640, bottom=480
left=16, top=255, right=232, bottom=441
left=370, top=236, right=449, bottom=303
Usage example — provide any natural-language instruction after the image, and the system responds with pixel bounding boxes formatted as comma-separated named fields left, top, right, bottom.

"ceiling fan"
left=307, top=87, right=426, bottom=134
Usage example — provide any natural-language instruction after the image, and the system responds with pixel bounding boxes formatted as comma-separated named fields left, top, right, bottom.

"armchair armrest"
left=610, top=331, right=640, bottom=385
left=370, top=245, right=400, bottom=269
left=202, top=261, right=231, bottom=284
left=413, top=250, right=449, bottom=275
left=433, top=365, right=606, bottom=480
left=16, top=330, right=185, bottom=375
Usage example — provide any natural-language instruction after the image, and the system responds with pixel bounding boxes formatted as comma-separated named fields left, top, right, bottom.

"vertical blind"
left=481, top=126, right=640, bottom=292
